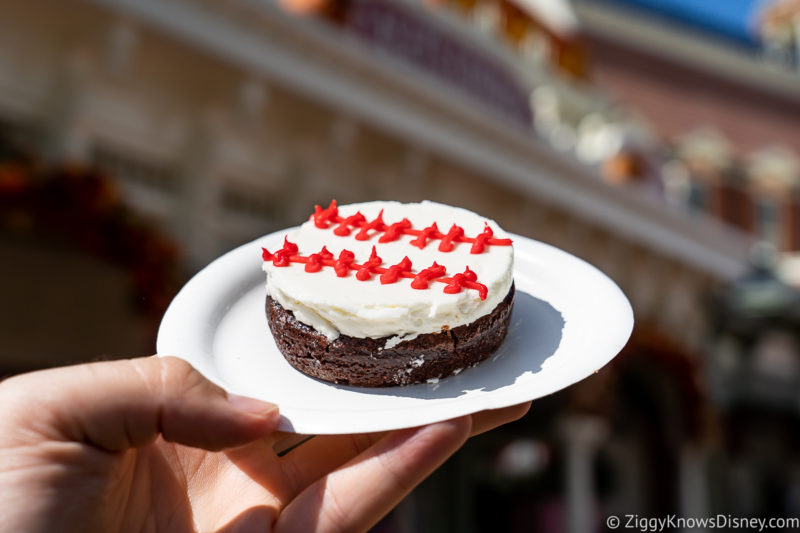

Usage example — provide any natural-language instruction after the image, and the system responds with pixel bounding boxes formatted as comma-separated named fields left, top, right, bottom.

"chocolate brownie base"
left=265, top=284, right=514, bottom=387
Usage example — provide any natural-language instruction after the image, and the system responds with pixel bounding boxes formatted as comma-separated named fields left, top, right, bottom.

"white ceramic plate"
left=157, top=230, right=633, bottom=435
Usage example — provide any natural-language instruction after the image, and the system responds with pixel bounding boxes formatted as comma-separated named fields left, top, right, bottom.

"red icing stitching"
left=262, top=239, right=488, bottom=300
left=470, top=223, right=494, bottom=254
left=304, top=246, right=333, bottom=273
left=309, top=200, right=512, bottom=253
left=355, top=210, right=385, bottom=241
left=438, top=224, right=465, bottom=252
left=380, top=256, right=413, bottom=284
left=356, top=246, right=383, bottom=281
left=379, top=218, right=412, bottom=243
left=261, top=236, right=298, bottom=266
left=334, top=249, right=355, bottom=277
left=409, top=222, right=440, bottom=249
left=442, top=266, right=488, bottom=300
left=333, top=212, right=366, bottom=236
left=410, top=262, right=446, bottom=290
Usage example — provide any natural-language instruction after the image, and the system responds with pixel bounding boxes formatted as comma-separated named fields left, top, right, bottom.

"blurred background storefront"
left=1, top=0, right=800, bottom=531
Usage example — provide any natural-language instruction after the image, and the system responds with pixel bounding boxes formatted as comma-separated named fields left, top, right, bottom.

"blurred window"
left=756, top=197, right=781, bottom=246
left=753, top=329, right=800, bottom=381
left=718, top=182, right=755, bottom=233
left=687, top=180, right=707, bottom=215
left=791, top=201, right=800, bottom=251
left=92, top=145, right=178, bottom=193
left=472, top=1, right=500, bottom=33
left=662, top=159, right=690, bottom=208
left=520, top=29, right=550, bottom=64
left=0, top=117, right=42, bottom=156
left=341, top=0, right=532, bottom=127
left=759, top=2, right=800, bottom=70
left=220, top=183, right=275, bottom=221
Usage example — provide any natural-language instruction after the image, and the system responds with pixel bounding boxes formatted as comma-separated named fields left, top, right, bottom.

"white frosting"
left=263, top=200, right=514, bottom=340
left=384, top=333, right=420, bottom=350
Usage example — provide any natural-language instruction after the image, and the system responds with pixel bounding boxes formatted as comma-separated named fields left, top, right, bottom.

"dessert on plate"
left=262, top=200, right=514, bottom=387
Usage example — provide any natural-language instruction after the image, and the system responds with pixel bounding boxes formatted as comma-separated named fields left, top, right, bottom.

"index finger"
left=275, top=417, right=471, bottom=533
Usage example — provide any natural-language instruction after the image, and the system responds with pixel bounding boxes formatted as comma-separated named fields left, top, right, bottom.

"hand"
left=0, top=356, right=529, bottom=532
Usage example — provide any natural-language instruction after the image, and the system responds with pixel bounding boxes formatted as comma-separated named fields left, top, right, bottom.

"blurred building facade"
left=575, top=0, right=800, bottom=253
left=6, top=0, right=799, bottom=531
left=567, top=1, right=800, bottom=527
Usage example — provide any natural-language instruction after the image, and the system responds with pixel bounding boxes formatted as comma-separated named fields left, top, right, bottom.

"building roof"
left=595, top=0, right=773, bottom=46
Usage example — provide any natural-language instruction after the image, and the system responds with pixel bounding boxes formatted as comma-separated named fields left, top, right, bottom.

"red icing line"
left=355, top=210, right=385, bottom=241
left=409, top=222, right=440, bottom=249
left=410, top=262, right=446, bottom=290
left=438, top=224, right=465, bottom=252
left=380, top=256, right=412, bottom=284
left=304, top=246, right=333, bottom=273
left=262, top=239, right=488, bottom=300
left=379, top=218, right=412, bottom=243
left=356, top=246, right=383, bottom=280
left=334, top=212, right=366, bottom=236
left=309, top=200, right=512, bottom=253
left=334, top=249, right=355, bottom=277
left=443, top=266, right=488, bottom=300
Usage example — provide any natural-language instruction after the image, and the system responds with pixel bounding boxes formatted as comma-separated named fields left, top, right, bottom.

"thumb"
left=0, top=356, right=279, bottom=452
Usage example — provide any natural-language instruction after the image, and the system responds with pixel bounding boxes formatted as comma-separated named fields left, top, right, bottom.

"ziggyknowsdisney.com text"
left=606, top=514, right=800, bottom=531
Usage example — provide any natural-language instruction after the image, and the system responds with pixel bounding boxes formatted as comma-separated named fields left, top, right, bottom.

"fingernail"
left=228, top=394, right=278, bottom=416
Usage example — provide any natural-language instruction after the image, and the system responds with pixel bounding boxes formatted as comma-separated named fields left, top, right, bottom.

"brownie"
left=266, top=284, right=514, bottom=387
